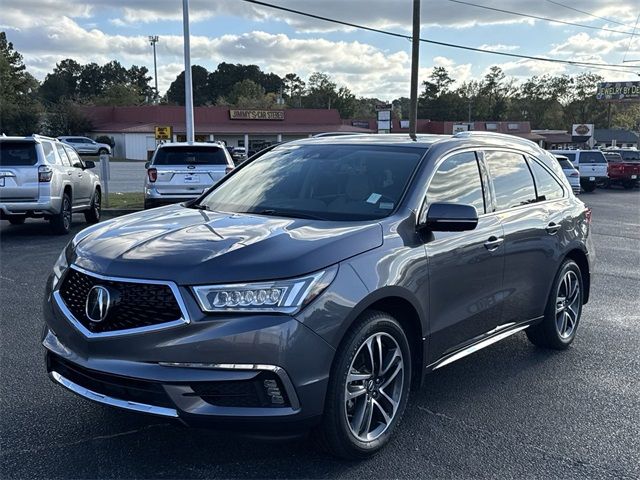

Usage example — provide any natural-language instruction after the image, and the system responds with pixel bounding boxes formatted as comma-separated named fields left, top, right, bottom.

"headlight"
left=192, top=265, right=338, bottom=314
left=51, top=243, right=71, bottom=290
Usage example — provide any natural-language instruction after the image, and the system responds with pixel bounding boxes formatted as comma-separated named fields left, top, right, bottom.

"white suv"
left=58, top=136, right=111, bottom=156
left=0, top=135, right=102, bottom=234
left=144, top=142, right=234, bottom=209
left=549, top=150, right=608, bottom=192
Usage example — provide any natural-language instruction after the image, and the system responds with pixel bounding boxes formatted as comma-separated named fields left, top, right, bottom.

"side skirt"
left=426, top=319, right=540, bottom=372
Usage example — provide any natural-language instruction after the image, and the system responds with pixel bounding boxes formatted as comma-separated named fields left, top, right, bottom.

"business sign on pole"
left=375, top=103, right=393, bottom=111
left=377, top=108, right=391, bottom=133
left=596, top=81, right=640, bottom=101
left=452, top=124, right=470, bottom=134
left=571, top=124, right=594, bottom=146
left=154, top=125, right=173, bottom=140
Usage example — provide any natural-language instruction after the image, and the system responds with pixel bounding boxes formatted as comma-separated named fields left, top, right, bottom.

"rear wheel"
left=316, top=310, right=411, bottom=459
left=7, top=216, right=26, bottom=225
left=84, top=189, right=101, bottom=224
left=526, top=259, right=583, bottom=350
left=582, top=183, right=596, bottom=192
left=623, top=181, right=635, bottom=190
left=51, top=192, right=72, bottom=235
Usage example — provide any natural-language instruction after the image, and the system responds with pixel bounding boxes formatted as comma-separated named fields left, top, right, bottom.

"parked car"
left=231, top=146, right=247, bottom=163
left=0, top=135, right=102, bottom=234
left=554, top=155, right=581, bottom=194
left=143, top=142, right=234, bottom=209
left=603, top=150, right=640, bottom=189
left=44, top=132, right=593, bottom=459
left=58, top=136, right=111, bottom=156
left=549, top=149, right=608, bottom=192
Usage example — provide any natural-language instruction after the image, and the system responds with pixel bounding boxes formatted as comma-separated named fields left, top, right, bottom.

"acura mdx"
left=43, top=133, right=593, bottom=459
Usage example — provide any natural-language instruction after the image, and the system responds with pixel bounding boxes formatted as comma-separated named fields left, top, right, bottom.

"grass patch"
left=106, top=192, right=144, bottom=209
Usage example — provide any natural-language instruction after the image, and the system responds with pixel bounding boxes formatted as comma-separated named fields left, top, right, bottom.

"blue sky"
left=2, top=0, right=639, bottom=100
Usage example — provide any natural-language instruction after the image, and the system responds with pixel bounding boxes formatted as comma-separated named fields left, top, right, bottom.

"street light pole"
left=148, top=35, right=159, bottom=102
left=182, top=0, right=195, bottom=143
left=409, top=0, right=421, bottom=141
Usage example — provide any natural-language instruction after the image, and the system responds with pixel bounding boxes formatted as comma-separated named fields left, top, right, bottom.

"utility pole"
left=409, top=0, right=421, bottom=140
left=182, top=0, right=195, bottom=143
left=148, top=35, right=159, bottom=102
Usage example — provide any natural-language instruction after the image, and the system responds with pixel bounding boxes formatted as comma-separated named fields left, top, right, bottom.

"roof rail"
left=453, top=130, right=539, bottom=148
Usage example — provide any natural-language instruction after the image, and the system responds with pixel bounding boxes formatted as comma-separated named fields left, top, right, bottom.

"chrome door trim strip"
left=51, top=371, right=179, bottom=418
left=53, top=264, right=190, bottom=339
left=429, top=323, right=531, bottom=371
left=158, top=362, right=301, bottom=410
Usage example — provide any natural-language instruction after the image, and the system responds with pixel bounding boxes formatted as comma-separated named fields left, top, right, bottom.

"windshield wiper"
left=253, top=209, right=328, bottom=221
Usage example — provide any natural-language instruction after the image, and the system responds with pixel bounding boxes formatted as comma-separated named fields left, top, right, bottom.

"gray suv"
left=1, top=135, right=102, bottom=234
left=44, top=133, right=593, bottom=458
left=144, top=142, right=234, bottom=209
left=58, top=136, right=111, bottom=156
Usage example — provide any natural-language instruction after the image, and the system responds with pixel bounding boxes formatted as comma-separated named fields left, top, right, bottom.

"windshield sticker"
left=379, top=202, right=394, bottom=210
left=367, top=193, right=382, bottom=204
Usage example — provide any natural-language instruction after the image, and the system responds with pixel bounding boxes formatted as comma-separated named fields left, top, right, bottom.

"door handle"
left=77, top=173, right=83, bottom=178
left=484, top=236, right=504, bottom=251
left=67, top=170, right=73, bottom=175
left=546, top=222, right=561, bottom=235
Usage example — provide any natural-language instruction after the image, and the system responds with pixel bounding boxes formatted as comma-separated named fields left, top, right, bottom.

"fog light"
left=263, top=379, right=285, bottom=405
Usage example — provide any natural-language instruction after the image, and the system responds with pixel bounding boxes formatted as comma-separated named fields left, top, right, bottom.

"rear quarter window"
left=153, top=146, right=228, bottom=166
left=0, top=142, right=38, bottom=166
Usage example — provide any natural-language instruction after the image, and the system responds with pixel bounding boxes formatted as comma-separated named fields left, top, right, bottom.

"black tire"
left=582, top=183, right=596, bottom=192
left=526, top=259, right=583, bottom=350
left=315, top=310, right=411, bottom=460
left=8, top=216, right=26, bottom=225
left=98, top=148, right=108, bottom=156
left=84, top=189, right=101, bottom=224
left=51, top=192, right=72, bottom=235
left=623, top=181, right=635, bottom=190
left=143, top=200, right=155, bottom=210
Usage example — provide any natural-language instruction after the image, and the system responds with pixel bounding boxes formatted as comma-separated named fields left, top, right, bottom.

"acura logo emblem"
left=85, top=285, right=111, bottom=323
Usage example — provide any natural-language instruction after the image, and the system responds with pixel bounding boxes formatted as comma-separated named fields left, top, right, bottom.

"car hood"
left=72, top=205, right=382, bottom=284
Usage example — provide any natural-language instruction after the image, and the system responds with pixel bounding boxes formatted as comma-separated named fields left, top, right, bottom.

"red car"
left=603, top=150, right=640, bottom=189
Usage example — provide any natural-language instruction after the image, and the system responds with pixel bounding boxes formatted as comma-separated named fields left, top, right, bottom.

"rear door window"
left=427, top=152, right=485, bottom=215
left=153, top=146, right=228, bottom=165
left=0, top=142, right=38, bottom=166
left=528, top=158, right=564, bottom=201
left=484, top=151, right=537, bottom=210
left=56, top=144, right=72, bottom=167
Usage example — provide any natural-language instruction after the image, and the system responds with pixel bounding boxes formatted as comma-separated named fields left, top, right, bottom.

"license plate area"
left=632, top=175, right=637, bottom=179
left=589, top=176, right=595, bottom=181
left=183, top=174, right=200, bottom=184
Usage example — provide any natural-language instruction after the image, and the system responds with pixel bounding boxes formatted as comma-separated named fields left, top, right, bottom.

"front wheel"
left=98, top=148, right=108, bottom=156
left=316, top=311, right=411, bottom=459
left=526, top=259, right=583, bottom=350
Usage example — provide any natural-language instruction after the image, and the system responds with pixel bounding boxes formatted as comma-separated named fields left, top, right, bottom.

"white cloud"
left=477, top=44, right=520, bottom=52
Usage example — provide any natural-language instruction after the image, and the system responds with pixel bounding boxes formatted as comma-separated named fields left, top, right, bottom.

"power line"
left=543, top=0, right=637, bottom=30
left=445, top=0, right=637, bottom=36
left=240, top=0, right=639, bottom=75
left=622, top=14, right=640, bottom=63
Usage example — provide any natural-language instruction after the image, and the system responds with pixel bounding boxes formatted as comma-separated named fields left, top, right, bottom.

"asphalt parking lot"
left=1, top=189, right=639, bottom=479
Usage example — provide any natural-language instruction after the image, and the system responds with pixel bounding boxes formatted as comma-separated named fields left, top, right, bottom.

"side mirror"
left=421, top=203, right=479, bottom=232
left=83, top=160, right=96, bottom=169
left=144, top=161, right=150, bottom=169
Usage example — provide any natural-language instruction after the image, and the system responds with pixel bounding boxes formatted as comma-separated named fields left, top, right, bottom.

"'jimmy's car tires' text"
left=317, top=311, right=411, bottom=460
left=527, top=259, right=583, bottom=350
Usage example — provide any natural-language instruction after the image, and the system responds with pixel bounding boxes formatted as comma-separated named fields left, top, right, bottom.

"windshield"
left=0, top=142, right=37, bottom=166
left=579, top=151, right=607, bottom=164
left=153, top=146, right=228, bottom=165
left=198, top=144, right=425, bottom=221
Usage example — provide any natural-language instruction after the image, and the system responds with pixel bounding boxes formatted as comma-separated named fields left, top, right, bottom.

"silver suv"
left=0, top=135, right=102, bottom=234
left=144, top=142, right=234, bottom=209
left=58, top=136, right=112, bottom=156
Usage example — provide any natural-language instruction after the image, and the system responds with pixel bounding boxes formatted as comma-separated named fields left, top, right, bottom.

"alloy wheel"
left=555, top=270, right=580, bottom=339
left=344, top=332, right=404, bottom=442
left=63, top=197, right=72, bottom=231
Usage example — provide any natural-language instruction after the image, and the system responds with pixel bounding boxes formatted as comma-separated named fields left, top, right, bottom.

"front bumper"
left=43, top=279, right=336, bottom=431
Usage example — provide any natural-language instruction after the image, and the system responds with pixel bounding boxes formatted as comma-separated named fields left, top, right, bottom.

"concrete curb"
left=102, top=209, right=141, bottom=218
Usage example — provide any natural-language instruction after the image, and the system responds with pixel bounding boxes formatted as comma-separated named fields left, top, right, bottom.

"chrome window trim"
left=53, top=264, right=190, bottom=339
left=50, top=371, right=179, bottom=418
left=158, top=362, right=301, bottom=410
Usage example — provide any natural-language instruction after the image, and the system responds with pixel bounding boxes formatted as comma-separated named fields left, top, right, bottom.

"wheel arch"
left=564, top=248, right=590, bottom=304
left=340, top=288, right=427, bottom=390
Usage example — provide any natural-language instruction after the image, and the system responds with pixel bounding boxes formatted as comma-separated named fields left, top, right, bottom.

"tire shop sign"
left=229, top=110, right=285, bottom=120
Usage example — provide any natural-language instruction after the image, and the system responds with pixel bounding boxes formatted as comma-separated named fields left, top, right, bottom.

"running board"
left=430, top=324, right=530, bottom=371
